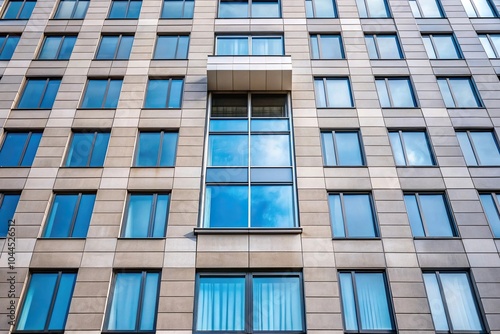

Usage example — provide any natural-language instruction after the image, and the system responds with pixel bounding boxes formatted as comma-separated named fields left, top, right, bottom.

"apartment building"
left=0, top=0, right=499, bottom=332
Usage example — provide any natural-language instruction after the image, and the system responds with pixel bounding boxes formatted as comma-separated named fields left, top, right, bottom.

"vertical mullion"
left=174, top=36, right=180, bottom=58
left=487, top=34, right=499, bottom=57
left=430, top=35, right=439, bottom=58
left=435, top=272, right=455, bottom=332
left=166, top=79, right=172, bottom=108
left=71, top=0, right=79, bottom=18
left=102, top=79, right=112, bottom=108
left=385, top=78, right=395, bottom=107
left=55, top=36, right=65, bottom=59
left=157, top=131, right=165, bottom=166
left=0, top=35, right=9, bottom=54
left=332, top=131, right=340, bottom=165
left=340, top=193, right=348, bottom=237
left=317, top=35, right=322, bottom=59
left=147, top=194, right=157, bottom=237
left=323, top=78, right=330, bottom=107
left=399, top=131, right=409, bottom=165
left=246, top=273, right=252, bottom=334
left=17, top=1, right=26, bottom=19
left=44, top=272, right=63, bottom=330
left=247, top=93, right=251, bottom=228
left=373, top=35, right=381, bottom=59
left=415, top=0, right=424, bottom=17
left=415, top=193, right=430, bottom=236
left=136, top=271, right=147, bottom=331
left=86, top=132, right=98, bottom=166
left=0, top=194, right=5, bottom=209
left=68, top=193, right=83, bottom=236
left=491, top=192, right=500, bottom=219
left=37, top=79, right=50, bottom=108
left=17, top=132, right=31, bottom=165
left=114, top=35, right=122, bottom=59
left=466, top=131, right=481, bottom=165
left=445, top=78, right=461, bottom=108
left=351, top=272, right=363, bottom=331
left=125, top=0, right=130, bottom=17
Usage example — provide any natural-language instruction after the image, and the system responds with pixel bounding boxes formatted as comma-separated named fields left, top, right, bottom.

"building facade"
left=0, top=0, right=500, bottom=332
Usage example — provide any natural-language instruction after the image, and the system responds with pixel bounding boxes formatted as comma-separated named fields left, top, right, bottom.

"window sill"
left=60, top=166, right=104, bottom=168
left=194, top=227, right=302, bottom=235
left=117, top=237, right=166, bottom=240
left=466, top=165, right=500, bottom=168
left=141, top=107, right=182, bottom=110
left=105, top=18, right=139, bottom=20
left=332, top=237, right=381, bottom=240
left=381, top=106, right=420, bottom=109
left=395, top=165, right=439, bottom=168
left=38, top=237, right=86, bottom=240
left=324, top=165, right=367, bottom=168
left=130, top=166, right=175, bottom=168
left=12, top=108, right=52, bottom=111
left=413, top=236, right=461, bottom=240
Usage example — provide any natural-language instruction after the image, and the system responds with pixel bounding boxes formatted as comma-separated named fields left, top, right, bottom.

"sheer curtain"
left=355, top=273, right=394, bottom=330
left=107, top=273, right=142, bottom=330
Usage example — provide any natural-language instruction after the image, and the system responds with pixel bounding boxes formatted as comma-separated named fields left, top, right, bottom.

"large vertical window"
left=456, top=130, right=500, bottom=166
left=144, top=78, right=183, bottom=108
left=310, top=34, right=344, bottom=59
left=203, top=93, right=296, bottom=228
left=195, top=272, right=305, bottom=333
left=104, top=271, right=160, bottom=332
left=339, top=272, right=396, bottom=332
left=54, top=0, right=89, bottom=19
left=218, top=0, right=281, bottom=18
left=422, top=34, right=462, bottom=59
left=38, top=35, right=77, bottom=60
left=17, top=78, right=61, bottom=109
left=328, top=193, right=378, bottom=238
left=108, top=0, right=142, bottom=18
left=16, top=272, right=77, bottom=332
left=479, top=193, right=500, bottom=237
left=314, top=78, right=354, bottom=108
left=154, top=35, right=189, bottom=59
left=375, top=77, right=417, bottom=108
left=365, top=34, right=403, bottom=59
left=460, top=0, right=497, bottom=17
left=423, top=272, right=486, bottom=332
left=216, top=36, right=284, bottom=56
left=478, top=34, right=500, bottom=58
left=404, top=193, right=457, bottom=237
left=305, top=0, right=337, bottom=17
left=161, top=0, right=194, bottom=18
left=0, top=193, right=20, bottom=237
left=356, top=0, right=391, bottom=17
left=43, top=193, right=96, bottom=238
left=2, top=0, right=35, bottom=19
left=122, top=193, right=170, bottom=237
left=96, top=35, right=134, bottom=60
left=409, top=0, right=444, bottom=17
left=437, top=78, right=482, bottom=108
left=80, top=78, right=123, bottom=109
left=134, top=131, right=178, bottom=167
left=0, top=34, right=20, bottom=60
left=65, top=131, right=110, bottom=167
left=389, top=130, right=435, bottom=166
left=321, top=130, right=364, bottom=166
left=0, top=131, right=42, bottom=167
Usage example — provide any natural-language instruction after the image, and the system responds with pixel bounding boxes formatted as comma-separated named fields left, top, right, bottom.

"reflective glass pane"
left=21, top=132, right=41, bottom=166
left=365, top=36, right=378, bottom=58
left=89, top=132, right=110, bottom=167
left=252, top=37, right=283, bottom=55
left=420, top=194, right=455, bottom=236
left=250, top=119, right=288, bottom=131
left=162, top=0, right=187, bottom=18
left=152, top=194, right=169, bottom=237
left=168, top=79, right=183, bottom=108
left=422, top=36, right=437, bottom=59
left=159, top=132, right=177, bottom=166
left=0, top=132, right=28, bottom=166
left=251, top=185, right=294, bottom=228
left=136, top=132, right=160, bottom=166
left=0, top=194, right=19, bottom=236
left=48, top=273, right=77, bottom=330
left=479, top=35, right=496, bottom=58
left=490, top=35, right=500, bottom=56
left=252, top=1, right=280, bottom=17
left=336, top=132, right=363, bottom=165
left=109, top=0, right=127, bottom=17
left=82, top=80, right=107, bottom=108
left=205, top=185, right=248, bottom=228
left=423, top=273, right=449, bottom=331
left=325, top=78, right=353, bottom=107
left=313, top=0, right=336, bottom=17
left=219, top=1, right=248, bottom=17
left=116, top=35, right=133, bottom=59
left=19, top=1, right=35, bottom=19
left=472, top=0, right=496, bottom=17
left=18, top=79, right=46, bottom=109
left=107, top=273, right=142, bottom=330
left=73, top=0, right=89, bottom=18
left=39, top=36, right=62, bottom=59
left=104, top=79, right=122, bottom=108
left=97, top=36, right=119, bottom=59
left=210, top=119, right=248, bottom=132
left=128, top=0, right=142, bottom=17
left=402, top=132, right=434, bottom=165
left=305, top=0, right=314, bottom=16
left=419, top=0, right=443, bottom=17
left=40, top=79, right=61, bottom=109
left=321, top=132, right=336, bottom=166
left=339, top=273, right=358, bottom=330
left=365, top=0, right=390, bottom=17
left=356, top=0, right=368, bottom=16
left=3, top=1, right=23, bottom=18
left=437, top=79, right=454, bottom=107
left=404, top=194, right=425, bottom=236
left=433, top=35, right=461, bottom=59
left=449, top=79, right=480, bottom=108
left=217, top=37, right=248, bottom=55
left=355, top=273, right=394, bottom=330
left=145, top=79, right=169, bottom=108
left=209, top=134, right=248, bottom=166
left=55, top=0, right=76, bottom=18
left=388, top=79, right=415, bottom=107
left=66, top=133, right=94, bottom=166
left=456, top=132, right=477, bottom=165
left=59, top=36, right=76, bottom=59
left=0, top=35, right=20, bottom=59
left=310, top=36, right=320, bottom=59
left=44, top=194, right=78, bottom=237
left=124, top=194, right=153, bottom=237
left=314, top=79, right=327, bottom=107
left=72, top=194, right=95, bottom=237
left=389, top=132, right=406, bottom=165
left=377, top=35, right=402, bottom=59
left=177, top=35, right=189, bottom=57
left=344, top=194, right=377, bottom=237
left=206, top=167, right=248, bottom=183
left=320, top=35, right=343, bottom=59
left=470, top=131, right=500, bottom=165
left=376, top=80, right=390, bottom=107
left=480, top=194, right=500, bottom=237
left=155, top=36, right=178, bottom=59
left=140, top=273, right=160, bottom=330
left=251, top=167, right=292, bottom=182
left=251, top=134, right=291, bottom=166
left=329, top=194, right=345, bottom=237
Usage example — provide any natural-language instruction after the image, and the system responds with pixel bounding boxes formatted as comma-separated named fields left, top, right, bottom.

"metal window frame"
left=365, top=34, right=403, bottom=59
left=479, top=192, right=500, bottom=237
left=359, top=0, right=391, bottom=18
left=410, top=0, right=444, bottom=17
left=54, top=0, right=89, bottom=19
left=320, top=130, right=365, bottom=166
left=310, top=34, right=344, bottom=59
left=18, top=78, right=60, bottom=109
left=305, top=0, right=337, bottom=17
left=438, top=77, right=483, bottom=108
left=96, top=34, right=133, bottom=60
left=144, top=77, right=184, bottom=109
left=121, top=192, right=170, bottom=238
left=215, top=34, right=284, bottom=56
left=65, top=130, right=110, bottom=167
left=108, top=0, right=141, bottom=19
left=0, top=131, right=38, bottom=166
left=161, top=0, right=194, bottom=18
left=81, top=78, right=122, bottom=109
left=133, top=129, right=179, bottom=167
left=376, top=77, right=417, bottom=108
left=44, top=192, right=94, bottom=237
left=38, top=35, right=76, bottom=60
left=2, top=0, right=34, bottom=19
left=389, top=130, right=436, bottom=166
left=217, top=0, right=282, bottom=18
left=459, top=129, right=500, bottom=165
left=423, top=34, right=462, bottom=59
left=467, top=0, right=498, bottom=17
left=315, top=77, right=355, bottom=108
left=154, top=34, right=190, bottom=59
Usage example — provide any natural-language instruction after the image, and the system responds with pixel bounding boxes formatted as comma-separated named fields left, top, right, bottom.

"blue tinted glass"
left=252, top=1, right=280, bottom=17
left=177, top=35, right=189, bottom=57
left=107, top=273, right=142, bottom=330
left=48, top=273, right=77, bottom=330
left=159, top=132, right=177, bottom=166
left=469, top=132, right=500, bottom=165
left=20, top=132, right=41, bottom=166
left=210, top=119, right=248, bottom=132
left=433, top=35, right=461, bottom=59
left=97, top=36, right=119, bottom=59
left=219, top=1, right=248, bottom=17
left=420, top=194, right=455, bottom=236
left=18, top=79, right=46, bottom=109
left=325, top=78, right=353, bottom=107
left=479, top=35, right=496, bottom=58
left=339, top=273, right=358, bottom=330
left=19, top=0, right=35, bottom=19
left=44, top=194, right=78, bottom=237
left=344, top=194, right=377, bottom=237
left=128, top=0, right=142, bottom=17
left=305, top=0, right=313, bottom=16
left=389, top=132, right=406, bottom=165
left=17, top=273, right=58, bottom=330
left=312, top=0, right=336, bottom=17
left=314, top=79, right=327, bottom=108
left=376, top=80, right=390, bottom=107
left=422, top=36, right=437, bottom=58
left=404, top=194, right=425, bottom=236
left=155, top=36, right=178, bottom=59
left=0, top=194, right=20, bottom=236
left=388, top=79, right=415, bottom=107
left=140, top=273, right=160, bottom=329
left=253, top=277, right=303, bottom=331
left=39, top=36, right=62, bottom=59
left=252, top=37, right=283, bottom=55
left=449, top=79, right=480, bottom=108
left=365, top=0, right=390, bottom=17
left=136, top=132, right=160, bottom=166
left=468, top=0, right=496, bottom=17
left=251, top=119, right=288, bottom=132
left=321, top=132, right=336, bottom=165
left=0, top=132, right=28, bottom=166
left=456, top=132, right=477, bottom=165
left=418, top=0, right=443, bottom=17
left=124, top=194, right=153, bottom=237
left=183, top=0, right=194, bottom=17
left=197, top=277, right=246, bottom=331
left=251, top=167, right=292, bottom=182
left=66, top=133, right=94, bottom=166
left=311, top=36, right=320, bottom=59
left=217, top=37, right=248, bottom=55
left=145, top=80, right=168, bottom=108
left=365, top=36, right=378, bottom=58
left=355, top=273, right=394, bottom=330
left=72, top=194, right=95, bottom=237
left=82, top=80, right=107, bottom=108
left=356, top=0, right=368, bottom=16
left=336, top=132, right=363, bottom=165
left=251, top=185, right=294, bottom=228
left=480, top=194, right=500, bottom=237
left=205, top=185, right=248, bottom=227
left=152, top=195, right=169, bottom=237
left=162, top=0, right=192, bottom=18
left=401, top=132, right=434, bottom=165
left=89, top=132, right=110, bottom=166
left=109, top=0, right=127, bottom=17
left=55, top=0, right=76, bottom=18
left=423, top=273, right=449, bottom=331
left=116, top=36, right=133, bottom=59
left=40, top=79, right=61, bottom=109
left=59, top=36, right=76, bottom=59
left=104, top=79, right=122, bottom=108
left=377, top=35, right=402, bottom=59
left=168, top=79, right=183, bottom=108
left=206, top=167, right=248, bottom=183
left=209, top=134, right=248, bottom=166
left=320, top=35, right=343, bottom=59
left=3, top=1, right=23, bottom=19
left=251, top=134, right=291, bottom=166
left=329, top=194, right=345, bottom=237
left=0, top=35, right=20, bottom=59
left=437, top=79, right=454, bottom=107
left=74, top=0, right=89, bottom=18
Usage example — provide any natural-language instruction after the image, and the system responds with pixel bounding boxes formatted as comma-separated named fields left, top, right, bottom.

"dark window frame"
left=143, top=77, right=184, bottom=109
left=95, top=34, right=134, bottom=60
left=133, top=130, right=178, bottom=167
left=305, top=0, right=337, bottom=17
left=437, top=77, right=483, bottom=108
left=422, top=33, right=463, bottom=59
left=409, top=0, right=445, bottom=17
left=356, top=0, right=392, bottom=18
left=461, top=0, right=498, bottom=17
left=64, top=130, right=110, bottom=167
left=388, top=129, right=436, bottom=166
left=456, top=129, right=500, bottom=166
left=0, top=130, right=42, bottom=167
left=80, top=78, right=123, bottom=109
left=16, top=77, right=61, bottom=109
left=478, top=191, right=500, bottom=237
left=310, top=33, right=345, bottom=59
left=375, top=77, right=418, bottom=108
left=154, top=34, right=190, bottom=59
left=121, top=192, right=171, bottom=238
left=53, top=0, right=89, bottom=19
left=320, top=129, right=366, bottom=166
left=107, top=0, right=142, bottom=19
left=314, top=77, right=355, bottom=108
left=37, top=34, right=77, bottom=60
left=365, top=33, right=404, bottom=59
left=161, top=0, right=194, bottom=18
left=478, top=33, right=500, bottom=58
left=217, top=0, right=282, bottom=18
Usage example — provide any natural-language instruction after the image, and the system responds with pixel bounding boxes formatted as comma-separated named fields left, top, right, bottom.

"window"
left=437, top=77, right=482, bottom=108
left=161, top=0, right=194, bottom=18
left=216, top=35, right=284, bottom=56
left=314, top=78, right=354, bottom=108
left=456, top=130, right=500, bottom=166
left=479, top=193, right=500, bottom=237
left=422, top=34, right=462, bottom=59
left=17, top=78, right=61, bottom=109
left=95, top=35, right=134, bottom=60
left=154, top=35, right=189, bottom=59
left=134, top=131, right=178, bottom=167
left=339, top=271, right=396, bottom=332
left=0, top=131, right=42, bottom=166
left=375, top=77, right=417, bottom=108
left=328, top=193, right=378, bottom=238
left=65, top=131, right=110, bottom=167
left=356, top=0, right=390, bottom=17
left=81, top=79, right=123, bottom=109
left=104, top=271, right=160, bottom=331
left=108, top=0, right=142, bottom=18
left=479, top=34, right=500, bottom=58
left=203, top=93, right=296, bottom=228
left=54, top=0, right=89, bottom=19
left=310, top=34, right=344, bottom=59
left=389, top=130, right=435, bottom=166
left=195, top=272, right=304, bottom=332
left=38, top=35, right=77, bottom=60
left=218, top=0, right=280, bottom=18
left=144, top=78, right=183, bottom=108
left=365, top=34, right=403, bottom=59
left=460, top=0, right=497, bottom=17
left=16, top=272, right=77, bottom=332
left=423, top=272, right=486, bottom=332
left=0, top=34, right=20, bottom=60
left=2, top=0, right=35, bottom=19
left=305, top=0, right=337, bottom=17
left=0, top=193, right=19, bottom=237
left=122, top=193, right=170, bottom=237
left=404, top=192, right=457, bottom=237
left=43, top=193, right=95, bottom=238
left=321, top=130, right=364, bottom=166
left=409, top=0, right=444, bottom=17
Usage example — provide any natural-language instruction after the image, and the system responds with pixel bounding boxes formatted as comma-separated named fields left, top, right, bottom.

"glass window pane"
left=402, top=132, right=434, bottom=165
left=480, top=194, right=500, bottom=237
left=0, top=36, right=20, bottom=59
left=251, top=134, right=291, bottom=166
left=128, top=0, right=142, bottom=17
left=325, top=78, right=353, bottom=107
left=219, top=1, right=248, bottom=17
left=44, top=194, right=78, bottom=238
left=209, top=134, right=248, bottom=166
left=19, top=1, right=35, bottom=19
left=72, top=194, right=95, bottom=237
left=74, top=0, right=89, bottom=18
left=252, top=1, right=280, bottom=17
left=18, top=79, right=45, bottom=109
left=107, top=273, right=142, bottom=330
left=55, top=0, right=76, bottom=18
left=311, top=35, right=320, bottom=59
left=490, top=35, right=500, bottom=56
left=89, top=132, right=110, bottom=167
left=21, top=132, right=42, bottom=166
left=136, top=132, right=160, bottom=166
left=456, top=132, right=477, bottom=165
left=205, top=185, right=248, bottom=228
left=339, top=273, right=358, bottom=330
left=145, top=79, right=168, bottom=108
left=355, top=273, right=394, bottom=330
left=252, top=37, right=283, bottom=55
left=423, top=273, right=450, bottom=331
left=206, top=167, right=248, bottom=183
left=40, top=79, right=61, bottom=109
left=470, top=132, right=500, bottom=165
left=0, top=194, right=20, bottom=236
left=152, top=194, right=169, bottom=237
left=365, top=0, right=390, bottom=17
left=0, top=133, right=27, bottom=166
left=4, top=1, right=23, bottom=18
left=376, top=80, right=390, bottom=107
left=320, top=35, right=343, bottom=59
left=313, top=0, right=336, bottom=17
left=321, top=132, right=336, bottom=165
left=66, top=133, right=94, bottom=167
left=344, top=194, right=377, bottom=237
left=155, top=36, right=177, bottom=59
left=210, top=119, right=248, bottom=132
left=377, top=35, right=402, bottom=59
left=314, top=79, right=327, bottom=108
left=449, top=79, right=480, bottom=108
left=59, top=36, right=76, bottom=59
left=404, top=194, right=425, bottom=237
left=217, top=37, right=248, bottom=55
left=139, top=273, right=160, bottom=330
left=177, top=35, right=189, bottom=57
left=389, top=132, right=406, bottom=165
left=104, top=79, right=122, bottom=108
left=419, top=0, right=442, bottom=16
left=250, top=119, right=288, bottom=132
left=48, top=273, right=77, bottom=330
left=365, top=36, right=378, bottom=59
left=388, top=79, right=415, bottom=107
left=109, top=0, right=127, bottom=17
left=437, top=79, right=454, bottom=107
left=159, top=132, right=178, bottom=166
left=251, top=185, right=294, bottom=228
left=420, top=194, right=454, bottom=236
left=250, top=167, right=292, bottom=182
left=329, top=194, right=345, bottom=237
left=336, top=132, right=363, bottom=165
left=82, top=80, right=107, bottom=108
left=479, top=36, right=496, bottom=58
left=97, top=36, right=119, bottom=59
left=422, top=36, right=437, bottom=59
left=305, top=0, right=314, bottom=16
left=473, top=0, right=496, bottom=16
left=116, top=36, right=134, bottom=59
left=433, top=35, right=460, bottom=59
left=39, top=36, right=62, bottom=59
left=124, top=194, right=153, bottom=237
left=356, top=0, right=368, bottom=16
left=168, top=79, right=183, bottom=108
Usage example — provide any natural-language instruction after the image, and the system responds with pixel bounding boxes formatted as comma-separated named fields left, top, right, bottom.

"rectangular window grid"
left=0, top=34, right=20, bottom=59
left=0, top=131, right=42, bottom=167
left=161, top=0, right=194, bottom=18
left=456, top=130, right=500, bottom=166
left=437, top=77, right=482, bottom=108
left=96, top=35, right=134, bottom=60
left=0, top=193, right=19, bottom=237
left=38, top=35, right=77, bottom=60
left=108, top=0, right=142, bottom=18
left=389, top=130, right=435, bottom=166
left=305, top=0, right=337, bottom=17
left=218, top=0, right=281, bottom=18
left=356, top=0, right=391, bottom=17
left=122, top=193, right=170, bottom=237
left=154, top=35, right=189, bottom=59
left=314, top=77, right=354, bottom=108
left=2, top=0, right=35, bottom=19
left=409, top=0, right=444, bottom=17
left=479, top=34, right=500, bottom=58
left=80, top=78, right=123, bottom=109
left=479, top=192, right=500, bottom=237
left=54, top=0, right=89, bottom=19
left=134, top=131, right=178, bottom=167
left=375, top=77, right=417, bottom=108
left=422, top=34, right=462, bottom=59
left=144, top=78, right=184, bottom=108
left=215, top=35, right=284, bottom=56
left=310, top=34, right=344, bottom=59
left=321, top=130, right=365, bottom=166
left=365, top=34, right=403, bottom=59
left=17, top=78, right=61, bottom=109
left=65, top=131, right=110, bottom=167
left=328, top=193, right=378, bottom=238
left=460, top=0, right=497, bottom=17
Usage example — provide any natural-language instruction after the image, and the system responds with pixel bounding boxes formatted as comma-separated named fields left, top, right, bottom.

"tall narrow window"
left=404, top=193, right=457, bottom=237
left=423, top=272, right=486, bottom=332
left=105, top=271, right=160, bottom=332
left=144, top=78, right=184, bottom=108
left=437, top=78, right=482, bottom=108
left=2, top=0, right=36, bottom=19
left=161, top=0, right=194, bottom=18
left=218, top=0, right=281, bottom=18
left=0, top=131, right=42, bottom=167
left=310, top=34, right=344, bottom=59
left=339, top=272, right=396, bottom=332
left=154, top=35, right=189, bottom=59
left=409, top=0, right=444, bottom=17
left=321, top=130, right=364, bottom=166
left=108, top=0, right=142, bottom=18
left=54, top=0, right=89, bottom=19
left=16, top=272, right=77, bottom=332
left=0, top=34, right=20, bottom=60
left=365, top=34, right=403, bottom=59
left=203, top=93, right=296, bottom=228
left=96, top=35, right=134, bottom=60
left=456, top=130, right=500, bottom=166
left=216, top=36, right=284, bottom=56
left=0, top=193, right=20, bottom=237
left=134, top=131, right=178, bottom=167
left=356, top=0, right=390, bottom=17
left=375, top=77, right=417, bottom=108
left=460, top=0, right=497, bottom=17
left=479, top=193, right=500, bottom=237
left=122, top=193, right=170, bottom=237
left=314, top=78, right=354, bottom=108
left=65, top=131, right=110, bottom=167
left=81, top=79, right=123, bottom=109
left=422, top=34, right=462, bottom=59
left=478, top=34, right=500, bottom=58
left=38, top=35, right=77, bottom=60
left=328, top=193, right=378, bottom=238
left=305, top=0, right=337, bottom=17
left=17, top=78, right=61, bottom=109
left=389, top=130, right=435, bottom=166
